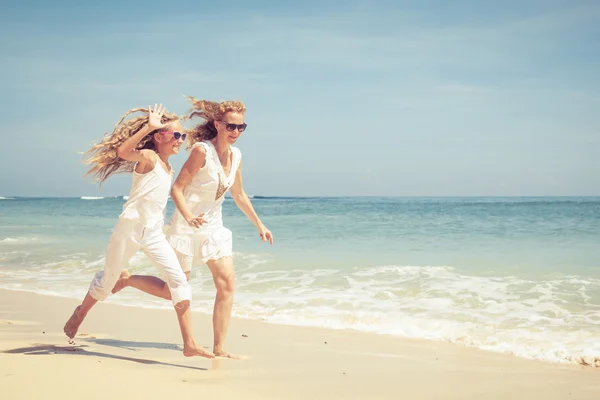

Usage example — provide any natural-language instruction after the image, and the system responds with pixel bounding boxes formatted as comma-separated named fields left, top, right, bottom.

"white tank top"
left=168, top=141, right=242, bottom=234
left=120, top=158, right=173, bottom=228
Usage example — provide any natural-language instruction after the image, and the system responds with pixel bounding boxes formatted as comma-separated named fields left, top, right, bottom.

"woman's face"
left=214, top=112, right=246, bottom=145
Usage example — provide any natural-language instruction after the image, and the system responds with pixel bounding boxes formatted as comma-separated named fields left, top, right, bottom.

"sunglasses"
left=159, top=131, right=187, bottom=141
left=220, top=121, right=247, bottom=132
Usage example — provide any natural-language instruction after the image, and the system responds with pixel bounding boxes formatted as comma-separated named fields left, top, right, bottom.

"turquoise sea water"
left=1, top=196, right=599, bottom=365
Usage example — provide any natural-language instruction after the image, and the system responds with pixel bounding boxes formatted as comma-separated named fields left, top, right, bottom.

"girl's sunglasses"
left=159, top=131, right=187, bottom=140
left=221, top=121, right=248, bottom=132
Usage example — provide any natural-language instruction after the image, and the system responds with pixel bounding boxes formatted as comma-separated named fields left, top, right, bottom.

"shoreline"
left=1, top=285, right=599, bottom=368
left=1, top=288, right=598, bottom=399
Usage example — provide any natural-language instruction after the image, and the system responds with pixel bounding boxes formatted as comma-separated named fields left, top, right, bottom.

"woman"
left=63, top=104, right=214, bottom=359
left=115, top=97, right=273, bottom=359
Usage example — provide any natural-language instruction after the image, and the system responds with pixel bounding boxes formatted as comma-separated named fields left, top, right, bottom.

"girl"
left=63, top=104, right=214, bottom=359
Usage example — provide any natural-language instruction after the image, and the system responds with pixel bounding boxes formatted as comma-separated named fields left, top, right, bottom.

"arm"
left=170, top=145, right=208, bottom=228
left=116, top=104, right=166, bottom=171
left=230, top=160, right=273, bottom=244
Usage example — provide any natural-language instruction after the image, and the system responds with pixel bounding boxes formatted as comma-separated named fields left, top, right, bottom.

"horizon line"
left=2, top=195, right=600, bottom=199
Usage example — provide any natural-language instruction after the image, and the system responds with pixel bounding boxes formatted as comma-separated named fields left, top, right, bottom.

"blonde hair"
left=185, top=96, right=246, bottom=149
left=83, top=107, right=179, bottom=183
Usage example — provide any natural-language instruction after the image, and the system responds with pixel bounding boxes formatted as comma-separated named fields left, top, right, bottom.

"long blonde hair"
left=83, top=107, right=179, bottom=183
left=185, top=96, right=246, bottom=149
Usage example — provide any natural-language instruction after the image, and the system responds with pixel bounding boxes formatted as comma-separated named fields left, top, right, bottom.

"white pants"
left=89, top=218, right=192, bottom=306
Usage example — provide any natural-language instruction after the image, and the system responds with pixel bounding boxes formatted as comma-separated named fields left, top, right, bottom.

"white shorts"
left=167, top=226, right=233, bottom=273
left=89, top=218, right=192, bottom=306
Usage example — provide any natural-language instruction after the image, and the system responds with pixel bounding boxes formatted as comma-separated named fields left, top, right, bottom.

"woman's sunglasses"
left=220, top=121, right=248, bottom=132
left=159, top=131, right=187, bottom=141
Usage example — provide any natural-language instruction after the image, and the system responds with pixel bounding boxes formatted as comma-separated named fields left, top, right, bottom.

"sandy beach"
left=0, top=288, right=598, bottom=399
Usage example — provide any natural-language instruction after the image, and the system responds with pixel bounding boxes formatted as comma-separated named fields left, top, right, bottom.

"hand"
left=186, top=213, right=207, bottom=228
left=147, top=103, right=166, bottom=131
left=257, top=224, right=273, bottom=245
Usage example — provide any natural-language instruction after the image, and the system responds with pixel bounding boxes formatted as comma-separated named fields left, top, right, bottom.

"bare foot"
left=63, top=306, right=84, bottom=340
left=214, top=349, right=244, bottom=360
left=183, top=343, right=215, bottom=359
left=111, top=270, right=131, bottom=294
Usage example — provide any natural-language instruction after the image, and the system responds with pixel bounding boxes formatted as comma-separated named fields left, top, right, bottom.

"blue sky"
left=1, top=0, right=598, bottom=197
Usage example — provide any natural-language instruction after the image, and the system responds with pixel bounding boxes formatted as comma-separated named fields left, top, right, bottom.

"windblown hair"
left=185, top=96, right=246, bottom=149
left=83, top=107, right=179, bottom=183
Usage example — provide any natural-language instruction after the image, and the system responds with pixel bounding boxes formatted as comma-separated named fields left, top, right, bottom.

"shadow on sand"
left=81, top=338, right=183, bottom=352
left=3, top=344, right=207, bottom=371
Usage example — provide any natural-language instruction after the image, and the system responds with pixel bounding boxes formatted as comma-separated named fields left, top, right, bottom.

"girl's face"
left=154, top=121, right=186, bottom=156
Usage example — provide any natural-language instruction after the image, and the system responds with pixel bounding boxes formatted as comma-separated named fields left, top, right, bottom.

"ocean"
left=1, top=196, right=599, bottom=365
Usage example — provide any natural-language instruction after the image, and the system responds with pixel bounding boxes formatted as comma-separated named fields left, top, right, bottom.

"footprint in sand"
left=575, top=356, right=600, bottom=368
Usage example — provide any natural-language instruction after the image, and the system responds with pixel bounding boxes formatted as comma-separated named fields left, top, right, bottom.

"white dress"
left=166, top=140, right=242, bottom=271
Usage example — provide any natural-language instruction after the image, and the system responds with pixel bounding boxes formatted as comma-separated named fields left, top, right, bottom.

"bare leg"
left=138, top=273, right=214, bottom=358
left=115, top=274, right=171, bottom=300
left=63, top=292, right=98, bottom=340
left=207, top=256, right=240, bottom=359
left=121, top=239, right=209, bottom=358
left=175, top=300, right=214, bottom=358
left=113, top=271, right=191, bottom=300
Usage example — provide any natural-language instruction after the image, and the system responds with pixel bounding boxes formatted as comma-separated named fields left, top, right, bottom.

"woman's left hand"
left=257, top=224, right=273, bottom=245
